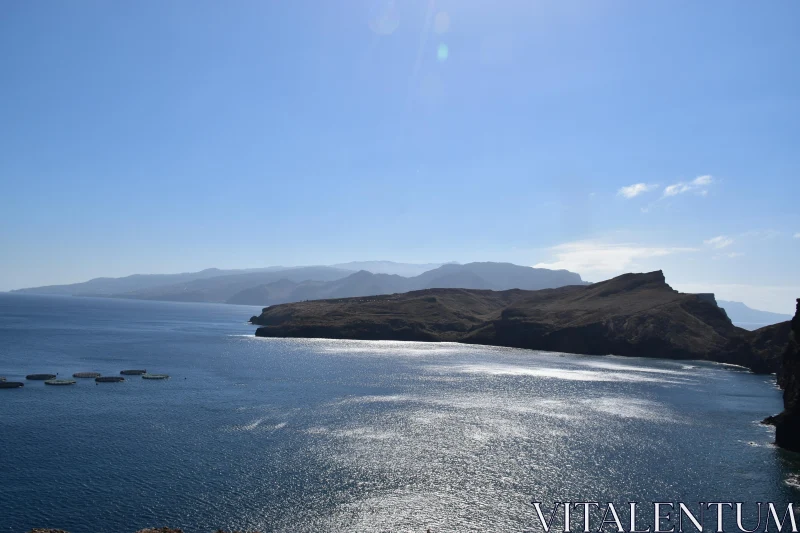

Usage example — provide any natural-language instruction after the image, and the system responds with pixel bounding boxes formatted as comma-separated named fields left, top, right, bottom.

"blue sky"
left=1, top=1, right=798, bottom=313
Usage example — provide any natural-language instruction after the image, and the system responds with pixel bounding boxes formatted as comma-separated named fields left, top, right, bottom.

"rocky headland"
left=251, top=270, right=789, bottom=373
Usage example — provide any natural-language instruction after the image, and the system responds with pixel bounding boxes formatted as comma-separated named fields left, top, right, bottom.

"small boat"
left=73, top=372, right=101, bottom=378
left=120, top=369, right=146, bottom=376
left=95, top=376, right=125, bottom=383
left=0, top=382, right=24, bottom=389
left=45, top=379, right=77, bottom=386
left=0, top=377, right=6, bottom=382
left=26, top=374, right=57, bottom=380
left=142, top=373, right=169, bottom=380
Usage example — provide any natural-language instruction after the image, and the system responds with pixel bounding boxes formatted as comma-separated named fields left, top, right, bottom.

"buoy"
left=95, top=376, right=125, bottom=383
left=0, top=382, right=24, bottom=389
left=73, top=372, right=101, bottom=378
left=45, top=379, right=77, bottom=386
left=26, top=374, right=57, bottom=380
left=120, top=369, right=146, bottom=375
left=142, top=373, right=169, bottom=380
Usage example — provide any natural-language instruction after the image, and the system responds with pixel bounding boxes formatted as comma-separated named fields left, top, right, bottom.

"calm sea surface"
left=0, top=293, right=797, bottom=533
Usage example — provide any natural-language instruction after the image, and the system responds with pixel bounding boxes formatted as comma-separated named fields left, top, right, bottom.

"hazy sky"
left=1, top=1, right=798, bottom=313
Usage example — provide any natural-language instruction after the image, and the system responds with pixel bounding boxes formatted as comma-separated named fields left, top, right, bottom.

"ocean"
left=0, top=293, right=797, bottom=533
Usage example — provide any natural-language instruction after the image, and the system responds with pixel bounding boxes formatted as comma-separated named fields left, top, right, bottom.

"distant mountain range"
left=9, top=267, right=286, bottom=297
left=13, top=262, right=587, bottom=305
left=717, top=300, right=793, bottom=328
left=228, top=263, right=587, bottom=305
left=329, top=261, right=452, bottom=277
left=15, top=263, right=789, bottom=327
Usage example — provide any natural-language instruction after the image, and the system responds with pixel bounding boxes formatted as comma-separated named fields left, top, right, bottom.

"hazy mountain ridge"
left=330, top=261, right=453, bottom=277
left=227, top=263, right=587, bottom=306
left=111, top=267, right=356, bottom=303
left=12, top=262, right=587, bottom=306
left=10, top=267, right=285, bottom=296
left=717, top=300, right=793, bottom=327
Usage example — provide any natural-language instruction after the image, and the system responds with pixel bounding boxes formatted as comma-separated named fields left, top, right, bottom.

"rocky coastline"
left=251, top=271, right=790, bottom=374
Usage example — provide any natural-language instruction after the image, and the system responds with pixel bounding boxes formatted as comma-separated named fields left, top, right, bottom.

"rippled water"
left=0, top=293, right=797, bottom=533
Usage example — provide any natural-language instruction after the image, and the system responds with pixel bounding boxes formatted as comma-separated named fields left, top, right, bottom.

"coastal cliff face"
left=251, top=271, right=788, bottom=373
left=768, top=299, right=800, bottom=451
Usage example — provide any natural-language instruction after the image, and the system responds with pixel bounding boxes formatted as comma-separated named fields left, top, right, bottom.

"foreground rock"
left=764, top=299, right=800, bottom=451
left=252, top=271, right=790, bottom=373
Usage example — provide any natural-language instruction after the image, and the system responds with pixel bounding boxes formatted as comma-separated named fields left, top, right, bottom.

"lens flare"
left=437, top=43, right=449, bottom=62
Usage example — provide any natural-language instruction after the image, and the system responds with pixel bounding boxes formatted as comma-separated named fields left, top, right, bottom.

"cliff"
left=251, top=271, right=788, bottom=373
left=765, top=299, right=800, bottom=451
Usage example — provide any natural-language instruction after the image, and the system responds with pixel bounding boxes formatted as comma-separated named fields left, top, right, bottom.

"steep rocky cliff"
left=766, top=299, right=800, bottom=451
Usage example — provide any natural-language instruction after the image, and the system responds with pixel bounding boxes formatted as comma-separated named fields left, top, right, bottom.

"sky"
left=1, top=1, right=799, bottom=313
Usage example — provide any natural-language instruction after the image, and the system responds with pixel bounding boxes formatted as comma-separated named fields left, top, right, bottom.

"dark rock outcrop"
left=765, top=299, right=800, bottom=451
left=251, top=271, right=789, bottom=372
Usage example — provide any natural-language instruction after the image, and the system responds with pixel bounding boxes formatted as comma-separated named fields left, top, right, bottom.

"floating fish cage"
left=142, top=373, right=169, bottom=380
left=95, top=376, right=125, bottom=383
left=45, top=379, right=77, bottom=386
left=0, top=382, right=24, bottom=389
left=73, top=372, right=101, bottom=378
left=26, top=374, right=56, bottom=380
left=120, top=369, right=146, bottom=375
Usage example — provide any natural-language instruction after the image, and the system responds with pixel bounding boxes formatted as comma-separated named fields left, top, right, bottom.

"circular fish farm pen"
left=95, top=376, right=125, bottom=383
left=142, top=373, right=170, bottom=380
left=120, top=369, right=146, bottom=375
left=73, top=372, right=101, bottom=378
left=26, top=374, right=57, bottom=381
left=0, top=382, right=24, bottom=389
left=45, top=379, right=77, bottom=386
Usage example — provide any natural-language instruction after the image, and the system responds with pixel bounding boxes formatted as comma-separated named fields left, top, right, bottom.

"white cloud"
left=534, top=240, right=697, bottom=275
left=663, top=175, right=714, bottom=197
left=727, top=252, right=744, bottom=258
left=617, top=183, right=659, bottom=199
left=703, top=235, right=734, bottom=249
left=794, top=233, right=800, bottom=239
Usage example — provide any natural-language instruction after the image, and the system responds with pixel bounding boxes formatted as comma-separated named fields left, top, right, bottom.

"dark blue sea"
left=0, top=293, right=797, bottom=533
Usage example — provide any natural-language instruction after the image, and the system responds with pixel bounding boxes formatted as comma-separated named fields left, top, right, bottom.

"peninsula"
left=251, top=271, right=790, bottom=374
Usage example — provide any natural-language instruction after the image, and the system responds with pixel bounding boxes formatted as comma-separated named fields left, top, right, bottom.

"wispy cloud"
left=663, top=175, right=714, bottom=197
left=713, top=251, right=744, bottom=260
left=703, top=235, right=734, bottom=249
left=534, top=240, right=697, bottom=275
left=617, top=183, right=659, bottom=199
left=794, top=233, right=800, bottom=239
